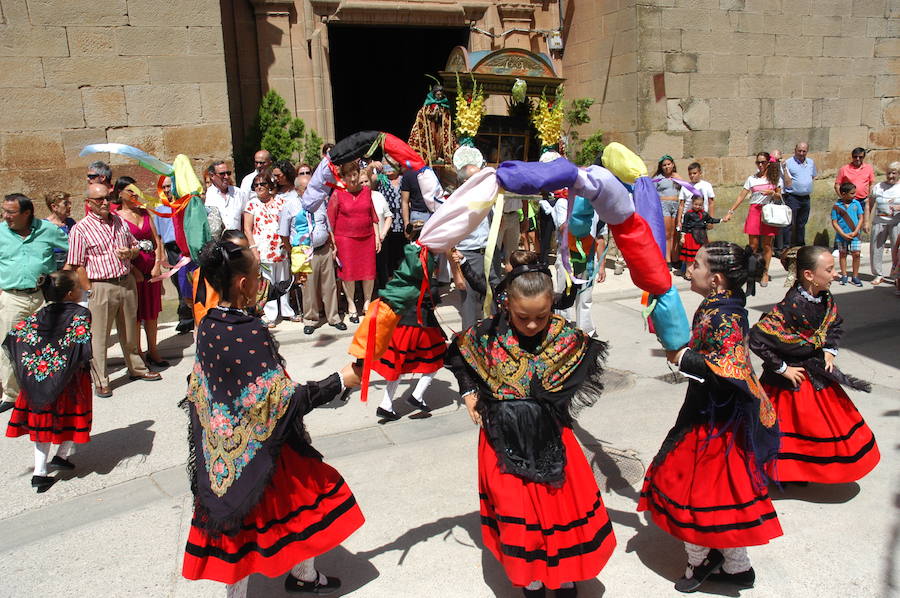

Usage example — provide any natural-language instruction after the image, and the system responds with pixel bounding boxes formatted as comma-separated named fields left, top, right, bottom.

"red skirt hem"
left=5, top=371, right=92, bottom=444
left=182, top=446, right=364, bottom=584
left=637, top=424, right=782, bottom=549
left=679, top=235, right=702, bottom=263
left=763, top=379, right=880, bottom=484
left=372, top=325, right=446, bottom=381
left=479, top=428, right=616, bottom=589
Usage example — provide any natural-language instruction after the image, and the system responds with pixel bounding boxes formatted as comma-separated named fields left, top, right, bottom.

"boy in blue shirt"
left=831, top=182, right=864, bottom=286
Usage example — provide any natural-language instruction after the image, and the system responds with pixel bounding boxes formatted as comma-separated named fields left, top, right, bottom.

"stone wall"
left=0, top=0, right=232, bottom=204
left=563, top=0, right=899, bottom=185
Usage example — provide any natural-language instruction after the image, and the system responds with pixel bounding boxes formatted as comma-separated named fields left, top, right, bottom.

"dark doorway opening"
left=328, top=25, right=469, bottom=142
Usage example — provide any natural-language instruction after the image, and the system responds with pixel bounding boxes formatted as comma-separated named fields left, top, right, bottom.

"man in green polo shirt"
left=0, top=193, right=69, bottom=413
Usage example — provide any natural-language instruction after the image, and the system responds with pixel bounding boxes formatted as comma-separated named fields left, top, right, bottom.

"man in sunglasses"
left=86, top=161, right=112, bottom=189
left=239, top=150, right=273, bottom=197
left=67, top=183, right=162, bottom=398
left=204, top=160, right=248, bottom=232
left=835, top=148, right=875, bottom=229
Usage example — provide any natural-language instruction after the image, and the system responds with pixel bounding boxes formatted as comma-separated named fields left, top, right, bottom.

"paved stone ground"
left=0, top=251, right=897, bottom=598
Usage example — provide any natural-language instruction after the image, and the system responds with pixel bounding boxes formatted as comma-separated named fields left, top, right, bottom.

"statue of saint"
left=408, top=84, right=456, bottom=166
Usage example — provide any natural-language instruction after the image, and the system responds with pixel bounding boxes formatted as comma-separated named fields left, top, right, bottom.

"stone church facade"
left=0, top=0, right=896, bottom=199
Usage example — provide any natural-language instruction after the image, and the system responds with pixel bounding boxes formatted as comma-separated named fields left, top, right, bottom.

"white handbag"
left=761, top=199, right=792, bottom=228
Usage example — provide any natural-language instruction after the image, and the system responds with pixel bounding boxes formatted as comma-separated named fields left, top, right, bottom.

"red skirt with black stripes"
left=478, top=427, right=616, bottom=590
left=372, top=324, right=447, bottom=382
left=182, top=445, right=365, bottom=584
left=638, top=423, right=783, bottom=549
left=5, top=370, right=92, bottom=444
left=763, top=379, right=880, bottom=484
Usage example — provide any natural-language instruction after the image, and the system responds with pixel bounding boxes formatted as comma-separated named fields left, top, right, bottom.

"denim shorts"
left=836, top=236, right=861, bottom=253
left=661, top=199, right=680, bottom=218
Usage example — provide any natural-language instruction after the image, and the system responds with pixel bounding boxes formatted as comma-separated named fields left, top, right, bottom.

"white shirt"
left=239, top=170, right=258, bottom=195
left=276, top=189, right=301, bottom=238
left=205, top=185, right=249, bottom=230
left=370, top=190, right=393, bottom=233
left=743, top=175, right=783, bottom=205
left=678, top=180, right=716, bottom=212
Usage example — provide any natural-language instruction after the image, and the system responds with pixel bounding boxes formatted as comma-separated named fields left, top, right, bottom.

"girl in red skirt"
left=446, top=262, right=615, bottom=597
left=679, top=194, right=720, bottom=279
left=750, top=245, right=879, bottom=484
left=182, top=239, right=364, bottom=597
left=4, top=270, right=92, bottom=493
left=639, top=242, right=782, bottom=593
left=373, top=221, right=447, bottom=421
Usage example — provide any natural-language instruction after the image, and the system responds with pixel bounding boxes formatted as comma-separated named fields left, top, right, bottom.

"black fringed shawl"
left=655, top=290, right=779, bottom=489
left=182, top=307, right=343, bottom=534
left=3, top=302, right=92, bottom=408
left=446, top=313, right=607, bottom=485
left=750, top=285, right=870, bottom=393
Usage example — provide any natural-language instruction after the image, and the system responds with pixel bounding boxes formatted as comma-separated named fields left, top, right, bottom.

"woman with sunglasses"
left=243, top=170, right=295, bottom=327
left=723, top=153, right=783, bottom=287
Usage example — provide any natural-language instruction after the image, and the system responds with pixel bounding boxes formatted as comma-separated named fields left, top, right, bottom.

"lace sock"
left=225, top=577, right=248, bottom=598
left=411, top=372, right=434, bottom=402
left=721, top=547, right=751, bottom=574
left=34, top=442, right=50, bottom=476
left=684, top=541, right=710, bottom=576
left=379, top=379, right=400, bottom=412
left=291, top=557, right=318, bottom=583
left=56, top=440, right=75, bottom=460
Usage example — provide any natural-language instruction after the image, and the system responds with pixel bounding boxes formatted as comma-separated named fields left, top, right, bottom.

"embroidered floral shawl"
left=184, top=308, right=304, bottom=528
left=3, top=302, right=91, bottom=408
left=753, top=286, right=838, bottom=353
left=690, top=290, right=775, bottom=428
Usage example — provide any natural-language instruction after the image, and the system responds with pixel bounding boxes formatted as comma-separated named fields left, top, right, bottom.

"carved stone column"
left=249, top=0, right=298, bottom=113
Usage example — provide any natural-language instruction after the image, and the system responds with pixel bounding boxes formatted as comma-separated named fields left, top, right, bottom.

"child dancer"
left=750, top=245, right=879, bottom=484
left=373, top=221, right=447, bottom=421
left=638, top=242, right=781, bottom=593
left=446, top=262, right=615, bottom=597
left=181, top=239, right=364, bottom=597
left=831, top=182, right=865, bottom=287
left=679, top=194, right=721, bottom=279
left=4, top=271, right=92, bottom=493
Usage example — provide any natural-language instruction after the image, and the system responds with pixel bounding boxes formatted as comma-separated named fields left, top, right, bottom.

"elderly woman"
left=243, top=170, right=294, bottom=327
left=654, top=155, right=682, bottom=265
left=328, top=161, right=380, bottom=323
left=723, top=152, right=783, bottom=287
left=866, top=161, right=900, bottom=285
left=44, top=192, right=76, bottom=271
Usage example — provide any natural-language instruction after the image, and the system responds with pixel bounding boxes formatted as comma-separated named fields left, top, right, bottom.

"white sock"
left=56, top=441, right=75, bottom=460
left=525, top=580, right=543, bottom=590
left=684, top=541, right=710, bottom=575
left=290, top=557, right=317, bottom=583
left=559, top=581, right=574, bottom=589
left=225, top=577, right=248, bottom=598
left=34, top=442, right=50, bottom=476
left=411, top=373, right=434, bottom=403
left=721, top=547, right=751, bottom=574
left=379, top=379, right=400, bottom=412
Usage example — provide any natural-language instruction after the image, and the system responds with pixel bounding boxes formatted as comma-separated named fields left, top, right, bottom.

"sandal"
left=871, top=277, right=883, bottom=286
left=289, top=315, right=304, bottom=323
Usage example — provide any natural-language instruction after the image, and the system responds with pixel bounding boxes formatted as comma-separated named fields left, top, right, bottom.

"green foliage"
left=240, top=90, right=324, bottom=173
left=575, top=130, right=605, bottom=167
left=564, top=98, right=594, bottom=130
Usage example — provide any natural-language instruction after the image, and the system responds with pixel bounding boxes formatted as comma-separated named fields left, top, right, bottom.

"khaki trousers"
left=88, top=275, right=148, bottom=387
left=498, top=211, right=521, bottom=264
left=303, top=244, right=340, bottom=325
left=0, top=289, right=44, bottom=402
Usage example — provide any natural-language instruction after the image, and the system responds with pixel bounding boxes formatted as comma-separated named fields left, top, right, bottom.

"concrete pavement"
left=0, top=253, right=897, bottom=598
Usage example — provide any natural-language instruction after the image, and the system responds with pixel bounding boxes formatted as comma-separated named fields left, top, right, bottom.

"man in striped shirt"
left=67, top=184, right=161, bottom=398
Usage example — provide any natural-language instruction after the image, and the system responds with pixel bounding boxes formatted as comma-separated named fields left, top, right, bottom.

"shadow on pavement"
left=572, top=422, right=643, bottom=503
left=769, top=481, right=861, bottom=504
left=246, top=545, right=379, bottom=597
left=58, top=419, right=155, bottom=478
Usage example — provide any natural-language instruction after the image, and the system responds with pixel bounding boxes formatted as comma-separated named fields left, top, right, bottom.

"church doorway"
left=328, top=24, right=469, bottom=142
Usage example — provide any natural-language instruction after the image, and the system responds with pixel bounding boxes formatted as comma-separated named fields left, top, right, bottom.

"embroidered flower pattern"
left=21, top=345, right=65, bottom=381
left=9, top=316, right=41, bottom=346
left=60, top=315, right=91, bottom=348
left=186, top=362, right=298, bottom=496
left=9, top=313, right=91, bottom=381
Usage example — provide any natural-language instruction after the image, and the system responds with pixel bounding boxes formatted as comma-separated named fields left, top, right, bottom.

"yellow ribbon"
left=482, top=191, right=504, bottom=317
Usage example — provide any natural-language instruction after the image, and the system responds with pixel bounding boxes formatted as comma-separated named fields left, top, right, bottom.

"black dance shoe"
left=522, top=587, right=546, bottom=598
left=0, top=401, right=13, bottom=414
left=555, top=585, right=577, bottom=597
left=304, top=325, right=315, bottom=335
left=31, top=475, right=55, bottom=493
left=406, top=396, right=429, bottom=412
left=49, top=456, right=75, bottom=470
left=675, top=549, right=724, bottom=593
left=330, top=322, right=348, bottom=331
left=708, top=567, right=755, bottom=589
left=376, top=407, right=401, bottom=421
left=284, top=572, right=341, bottom=594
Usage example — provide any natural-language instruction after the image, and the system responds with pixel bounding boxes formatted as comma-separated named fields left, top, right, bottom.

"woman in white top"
left=866, top=161, right=900, bottom=285
left=723, top=152, right=782, bottom=286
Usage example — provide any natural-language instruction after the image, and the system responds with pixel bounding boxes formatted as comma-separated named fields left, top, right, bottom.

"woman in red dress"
left=446, top=263, right=615, bottom=597
left=639, top=242, right=781, bottom=593
left=181, top=239, right=364, bottom=597
left=328, top=161, right=380, bottom=323
left=750, top=245, right=879, bottom=484
left=114, top=178, right=168, bottom=367
left=5, top=271, right=92, bottom=493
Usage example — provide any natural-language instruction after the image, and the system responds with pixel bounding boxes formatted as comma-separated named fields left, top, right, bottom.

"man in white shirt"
left=239, top=150, right=272, bottom=195
left=204, top=161, right=248, bottom=231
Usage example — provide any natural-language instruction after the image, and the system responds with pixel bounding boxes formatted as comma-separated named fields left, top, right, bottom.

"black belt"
left=458, top=247, right=486, bottom=255
left=4, top=288, right=38, bottom=294
left=90, top=274, right=130, bottom=284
